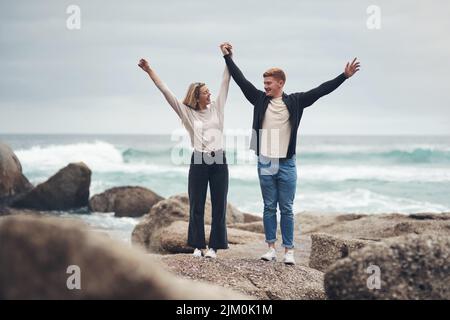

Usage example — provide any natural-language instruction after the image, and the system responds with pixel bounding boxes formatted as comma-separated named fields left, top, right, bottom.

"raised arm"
left=300, top=57, right=360, bottom=109
left=215, top=65, right=231, bottom=114
left=220, top=43, right=263, bottom=106
left=138, top=58, right=183, bottom=118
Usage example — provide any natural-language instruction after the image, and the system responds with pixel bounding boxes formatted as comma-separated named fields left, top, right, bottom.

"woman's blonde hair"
left=183, top=82, right=205, bottom=110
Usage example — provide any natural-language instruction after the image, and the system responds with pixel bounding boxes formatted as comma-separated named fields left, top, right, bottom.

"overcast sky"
left=1, top=0, right=449, bottom=135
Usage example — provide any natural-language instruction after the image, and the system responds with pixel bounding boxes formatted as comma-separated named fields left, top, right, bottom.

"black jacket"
left=223, top=54, right=348, bottom=159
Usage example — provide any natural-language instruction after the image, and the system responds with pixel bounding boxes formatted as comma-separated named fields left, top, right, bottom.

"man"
left=219, top=42, right=360, bottom=265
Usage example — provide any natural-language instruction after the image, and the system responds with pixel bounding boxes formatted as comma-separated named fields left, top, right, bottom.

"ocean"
left=2, top=134, right=450, bottom=242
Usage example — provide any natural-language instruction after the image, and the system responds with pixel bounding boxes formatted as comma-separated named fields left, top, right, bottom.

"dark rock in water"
left=161, top=255, right=326, bottom=300
left=324, top=234, right=450, bottom=300
left=0, top=215, right=249, bottom=299
left=309, top=233, right=375, bottom=272
left=0, top=142, right=33, bottom=204
left=89, top=186, right=164, bottom=217
left=11, top=162, right=91, bottom=211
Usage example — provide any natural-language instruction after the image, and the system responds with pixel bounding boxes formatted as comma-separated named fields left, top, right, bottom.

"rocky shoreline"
left=1, top=141, right=449, bottom=300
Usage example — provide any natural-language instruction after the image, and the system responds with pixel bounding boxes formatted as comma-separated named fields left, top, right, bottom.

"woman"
left=137, top=44, right=232, bottom=258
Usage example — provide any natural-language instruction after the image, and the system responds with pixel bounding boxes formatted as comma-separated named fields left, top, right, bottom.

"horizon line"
left=1, top=132, right=450, bottom=137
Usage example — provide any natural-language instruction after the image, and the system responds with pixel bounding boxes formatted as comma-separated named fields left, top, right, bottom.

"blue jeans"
left=257, top=155, right=297, bottom=249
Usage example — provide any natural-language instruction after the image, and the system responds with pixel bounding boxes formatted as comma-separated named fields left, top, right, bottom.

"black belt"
left=194, top=149, right=224, bottom=157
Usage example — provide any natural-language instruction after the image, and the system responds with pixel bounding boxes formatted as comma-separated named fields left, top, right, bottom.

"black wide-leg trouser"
left=187, top=150, right=229, bottom=250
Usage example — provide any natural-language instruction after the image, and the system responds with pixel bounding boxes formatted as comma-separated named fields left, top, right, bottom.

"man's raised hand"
left=344, top=58, right=360, bottom=78
left=220, top=42, right=233, bottom=57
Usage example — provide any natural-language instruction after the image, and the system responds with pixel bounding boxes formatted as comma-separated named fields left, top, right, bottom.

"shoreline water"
left=1, top=133, right=450, bottom=242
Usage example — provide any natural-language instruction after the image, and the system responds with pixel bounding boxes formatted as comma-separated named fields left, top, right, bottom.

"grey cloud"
left=0, top=0, right=449, bottom=134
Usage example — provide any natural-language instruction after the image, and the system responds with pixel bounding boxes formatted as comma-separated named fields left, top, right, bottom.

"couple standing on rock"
left=138, top=43, right=360, bottom=264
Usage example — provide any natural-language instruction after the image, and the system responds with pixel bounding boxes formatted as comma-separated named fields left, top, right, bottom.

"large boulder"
left=132, top=197, right=187, bottom=250
left=297, top=212, right=450, bottom=239
left=89, top=186, right=164, bottom=217
left=0, top=205, right=9, bottom=216
left=11, top=162, right=91, bottom=211
left=324, top=234, right=450, bottom=299
left=161, top=255, right=326, bottom=300
left=228, top=221, right=265, bottom=234
left=243, top=213, right=263, bottom=223
left=142, top=220, right=264, bottom=253
left=0, top=142, right=33, bottom=204
left=0, top=206, right=45, bottom=217
left=131, top=195, right=247, bottom=252
left=168, top=194, right=245, bottom=224
left=309, top=233, right=375, bottom=272
left=0, top=214, right=249, bottom=299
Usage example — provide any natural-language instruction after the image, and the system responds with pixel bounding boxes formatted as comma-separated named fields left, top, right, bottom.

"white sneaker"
left=192, top=248, right=202, bottom=257
left=283, top=250, right=296, bottom=265
left=260, top=248, right=277, bottom=261
left=204, top=248, right=217, bottom=259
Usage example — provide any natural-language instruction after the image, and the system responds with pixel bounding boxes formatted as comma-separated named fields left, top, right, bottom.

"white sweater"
left=154, top=67, right=230, bottom=153
left=260, top=97, right=292, bottom=158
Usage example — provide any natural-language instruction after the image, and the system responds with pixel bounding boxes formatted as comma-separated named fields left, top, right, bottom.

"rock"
left=167, top=194, right=244, bottom=224
left=324, top=234, right=450, bottom=299
left=309, top=233, right=375, bottom=272
left=11, top=162, right=91, bottom=211
left=408, top=212, right=450, bottom=220
left=335, top=214, right=366, bottom=222
left=161, top=255, right=326, bottom=300
left=0, top=205, right=9, bottom=216
left=89, top=186, right=164, bottom=217
left=243, top=213, right=262, bottom=223
left=135, top=220, right=263, bottom=254
left=131, top=197, right=187, bottom=251
left=0, top=142, right=33, bottom=204
left=392, top=221, right=416, bottom=235
left=297, top=212, right=450, bottom=239
left=131, top=195, right=246, bottom=252
left=0, top=207, right=45, bottom=217
left=228, top=221, right=265, bottom=234
left=0, top=215, right=249, bottom=299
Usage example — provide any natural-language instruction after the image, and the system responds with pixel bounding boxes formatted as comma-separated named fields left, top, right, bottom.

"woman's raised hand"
left=219, top=42, right=233, bottom=57
left=138, top=58, right=151, bottom=73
